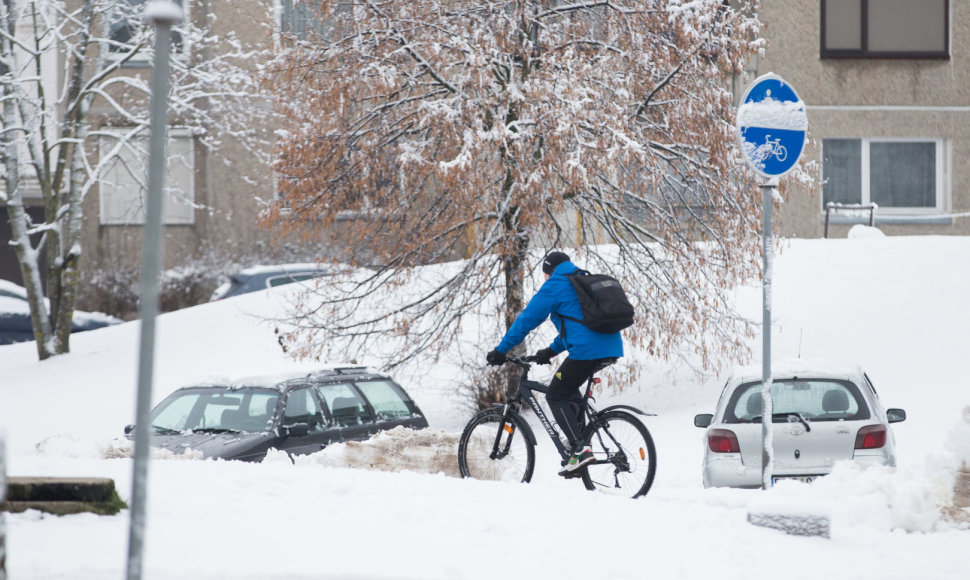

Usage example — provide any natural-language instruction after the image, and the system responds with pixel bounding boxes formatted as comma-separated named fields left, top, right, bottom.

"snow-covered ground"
left=2, top=231, right=970, bottom=579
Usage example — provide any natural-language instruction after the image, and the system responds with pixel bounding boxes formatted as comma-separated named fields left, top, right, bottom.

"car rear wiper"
left=752, top=413, right=812, bottom=432
left=191, top=427, right=240, bottom=434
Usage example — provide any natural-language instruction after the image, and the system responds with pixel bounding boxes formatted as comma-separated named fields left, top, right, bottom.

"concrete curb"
left=1, top=477, right=126, bottom=516
left=748, top=511, right=832, bottom=538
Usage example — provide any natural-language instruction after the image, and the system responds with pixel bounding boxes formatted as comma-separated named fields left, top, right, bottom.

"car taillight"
left=855, top=425, right=887, bottom=449
left=708, top=429, right=740, bottom=453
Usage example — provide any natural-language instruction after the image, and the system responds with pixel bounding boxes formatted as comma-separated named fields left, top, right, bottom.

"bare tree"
left=263, top=0, right=765, bottom=394
left=1, top=0, right=269, bottom=359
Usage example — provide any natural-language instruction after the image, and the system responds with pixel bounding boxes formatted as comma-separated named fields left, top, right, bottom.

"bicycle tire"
left=580, top=410, right=657, bottom=498
left=458, top=408, right=536, bottom=483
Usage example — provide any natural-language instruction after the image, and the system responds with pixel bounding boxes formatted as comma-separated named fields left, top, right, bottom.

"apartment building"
left=754, top=0, right=968, bottom=238
left=4, top=1, right=963, bottom=292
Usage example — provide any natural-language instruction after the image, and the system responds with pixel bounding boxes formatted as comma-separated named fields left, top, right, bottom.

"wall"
left=757, top=1, right=970, bottom=238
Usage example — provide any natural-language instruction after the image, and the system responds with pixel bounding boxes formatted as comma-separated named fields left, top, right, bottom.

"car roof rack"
left=311, top=366, right=370, bottom=377
left=334, top=366, right=368, bottom=374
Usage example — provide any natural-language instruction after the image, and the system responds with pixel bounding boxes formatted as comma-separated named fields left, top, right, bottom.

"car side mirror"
left=124, top=424, right=135, bottom=435
left=283, top=423, right=310, bottom=438
left=694, top=414, right=713, bottom=428
left=886, top=408, right=907, bottom=423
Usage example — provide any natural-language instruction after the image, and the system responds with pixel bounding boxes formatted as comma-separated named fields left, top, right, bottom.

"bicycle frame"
left=500, top=358, right=603, bottom=461
left=508, top=375, right=573, bottom=461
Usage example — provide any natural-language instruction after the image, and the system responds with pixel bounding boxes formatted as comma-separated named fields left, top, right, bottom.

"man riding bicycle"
left=486, top=251, right=622, bottom=477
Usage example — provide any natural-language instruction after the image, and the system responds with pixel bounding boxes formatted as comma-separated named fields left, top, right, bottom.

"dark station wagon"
left=126, top=367, right=429, bottom=461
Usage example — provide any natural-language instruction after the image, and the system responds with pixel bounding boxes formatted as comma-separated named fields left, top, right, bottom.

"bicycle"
left=764, top=134, right=788, bottom=162
left=457, top=355, right=657, bottom=498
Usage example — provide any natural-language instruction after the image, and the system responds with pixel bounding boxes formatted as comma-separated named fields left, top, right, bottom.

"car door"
left=315, top=383, right=377, bottom=442
left=278, top=385, right=333, bottom=456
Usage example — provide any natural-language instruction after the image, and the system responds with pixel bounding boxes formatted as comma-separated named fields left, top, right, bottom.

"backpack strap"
left=556, top=270, right=589, bottom=340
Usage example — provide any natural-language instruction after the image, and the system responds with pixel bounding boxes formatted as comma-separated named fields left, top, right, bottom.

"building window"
left=821, top=0, right=949, bottom=59
left=109, top=0, right=185, bottom=60
left=99, top=131, right=196, bottom=225
left=822, top=138, right=946, bottom=213
left=280, top=0, right=330, bottom=41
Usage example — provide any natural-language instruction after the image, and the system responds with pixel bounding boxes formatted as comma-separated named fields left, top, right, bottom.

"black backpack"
left=561, top=270, right=635, bottom=334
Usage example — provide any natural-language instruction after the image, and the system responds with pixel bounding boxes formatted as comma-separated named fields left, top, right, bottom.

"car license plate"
left=771, top=475, right=816, bottom=485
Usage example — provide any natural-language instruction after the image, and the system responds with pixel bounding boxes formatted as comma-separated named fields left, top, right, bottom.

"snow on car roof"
left=237, top=263, right=331, bottom=276
left=0, top=295, right=31, bottom=314
left=187, top=365, right=378, bottom=391
left=727, top=356, right=866, bottom=385
left=0, top=278, right=29, bottom=298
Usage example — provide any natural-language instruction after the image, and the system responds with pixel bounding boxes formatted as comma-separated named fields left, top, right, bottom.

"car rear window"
left=355, top=380, right=414, bottom=420
left=724, top=379, right=870, bottom=423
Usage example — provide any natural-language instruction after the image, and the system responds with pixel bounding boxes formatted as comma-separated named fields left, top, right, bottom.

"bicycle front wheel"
left=458, top=408, right=536, bottom=483
left=581, top=410, right=657, bottom=498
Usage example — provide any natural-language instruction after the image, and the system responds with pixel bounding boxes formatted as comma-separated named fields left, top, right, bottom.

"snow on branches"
left=264, top=0, right=765, bottom=385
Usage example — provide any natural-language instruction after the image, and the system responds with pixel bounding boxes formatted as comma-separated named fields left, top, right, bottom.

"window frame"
left=108, top=0, right=190, bottom=66
left=98, top=128, right=197, bottom=226
left=822, top=137, right=948, bottom=215
left=820, top=0, right=950, bottom=60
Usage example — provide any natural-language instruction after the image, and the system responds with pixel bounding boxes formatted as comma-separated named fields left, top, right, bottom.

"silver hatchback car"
left=693, top=360, right=906, bottom=488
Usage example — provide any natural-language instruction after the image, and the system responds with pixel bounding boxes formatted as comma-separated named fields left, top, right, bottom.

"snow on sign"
left=737, top=73, right=807, bottom=179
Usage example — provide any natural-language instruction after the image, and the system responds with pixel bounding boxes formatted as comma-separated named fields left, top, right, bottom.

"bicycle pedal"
left=558, top=469, right=584, bottom=479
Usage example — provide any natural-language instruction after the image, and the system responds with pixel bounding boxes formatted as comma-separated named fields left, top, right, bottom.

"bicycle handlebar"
left=505, top=355, right=538, bottom=367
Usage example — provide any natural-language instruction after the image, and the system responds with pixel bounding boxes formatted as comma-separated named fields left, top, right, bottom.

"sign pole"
left=126, top=4, right=183, bottom=580
left=735, top=72, right=807, bottom=491
left=760, top=178, right=777, bottom=490
left=1, top=435, right=6, bottom=580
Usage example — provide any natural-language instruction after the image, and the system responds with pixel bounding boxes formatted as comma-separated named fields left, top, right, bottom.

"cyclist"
left=486, top=251, right=622, bottom=477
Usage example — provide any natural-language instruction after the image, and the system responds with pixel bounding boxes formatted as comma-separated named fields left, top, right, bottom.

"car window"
left=200, top=394, right=245, bottom=429
left=316, top=383, right=374, bottom=426
left=724, top=379, right=869, bottom=423
left=355, top=380, right=413, bottom=420
left=153, top=392, right=201, bottom=431
left=283, top=387, right=326, bottom=431
left=151, top=388, right=280, bottom=432
left=243, top=392, right=280, bottom=430
left=266, top=273, right=320, bottom=288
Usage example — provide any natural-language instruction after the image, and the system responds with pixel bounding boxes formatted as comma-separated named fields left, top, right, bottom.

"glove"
left=486, top=349, right=507, bottom=366
left=534, top=348, right=556, bottom=365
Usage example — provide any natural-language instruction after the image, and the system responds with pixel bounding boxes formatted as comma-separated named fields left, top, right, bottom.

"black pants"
left=546, top=357, right=617, bottom=453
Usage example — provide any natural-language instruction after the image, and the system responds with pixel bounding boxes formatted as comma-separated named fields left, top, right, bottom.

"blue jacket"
left=496, top=261, right=624, bottom=360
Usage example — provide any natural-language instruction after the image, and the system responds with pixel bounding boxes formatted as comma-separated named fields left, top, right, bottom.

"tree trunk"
left=1, top=175, right=53, bottom=361
left=1, top=9, right=54, bottom=359
left=50, top=0, right=97, bottom=354
left=498, top=208, right=530, bottom=399
left=53, top=109, right=91, bottom=353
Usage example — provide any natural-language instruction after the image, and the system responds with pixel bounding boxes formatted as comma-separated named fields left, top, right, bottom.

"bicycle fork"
left=490, top=403, right=519, bottom=460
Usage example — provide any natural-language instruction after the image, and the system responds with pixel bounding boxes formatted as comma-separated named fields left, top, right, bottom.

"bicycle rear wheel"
left=581, top=410, right=656, bottom=498
left=458, top=408, right=535, bottom=483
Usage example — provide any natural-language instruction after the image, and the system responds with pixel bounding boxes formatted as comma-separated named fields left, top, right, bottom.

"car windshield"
left=724, top=379, right=869, bottom=424
left=151, top=387, right=280, bottom=433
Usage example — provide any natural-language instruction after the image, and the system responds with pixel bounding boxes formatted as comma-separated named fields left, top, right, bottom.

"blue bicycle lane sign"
left=736, top=73, right=807, bottom=179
